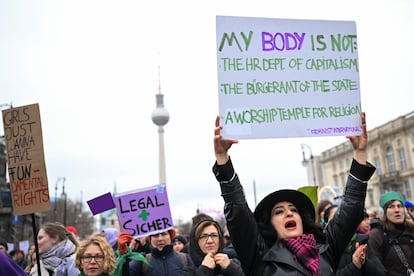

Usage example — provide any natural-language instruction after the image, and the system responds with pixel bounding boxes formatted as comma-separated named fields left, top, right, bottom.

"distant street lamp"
left=61, top=178, right=67, bottom=226
left=54, top=177, right=66, bottom=223
left=301, top=144, right=317, bottom=186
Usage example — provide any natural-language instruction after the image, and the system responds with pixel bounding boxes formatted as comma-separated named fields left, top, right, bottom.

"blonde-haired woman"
left=76, top=236, right=116, bottom=276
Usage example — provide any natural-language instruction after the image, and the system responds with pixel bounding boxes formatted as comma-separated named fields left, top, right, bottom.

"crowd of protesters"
left=2, top=192, right=414, bottom=275
left=1, top=113, right=414, bottom=275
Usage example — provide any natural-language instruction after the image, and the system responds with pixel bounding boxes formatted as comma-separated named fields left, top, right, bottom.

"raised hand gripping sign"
left=216, top=15, right=362, bottom=139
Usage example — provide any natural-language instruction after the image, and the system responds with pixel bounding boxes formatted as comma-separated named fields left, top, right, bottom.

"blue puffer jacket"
left=213, top=158, right=375, bottom=276
left=125, top=244, right=193, bottom=276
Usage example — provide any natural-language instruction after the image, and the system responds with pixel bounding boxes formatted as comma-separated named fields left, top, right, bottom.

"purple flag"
left=87, top=192, right=115, bottom=215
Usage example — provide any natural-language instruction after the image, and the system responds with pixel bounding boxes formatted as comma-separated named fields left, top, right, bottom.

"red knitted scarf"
left=282, top=233, right=320, bottom=276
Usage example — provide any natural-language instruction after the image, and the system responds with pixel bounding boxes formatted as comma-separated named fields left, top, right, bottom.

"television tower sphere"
left=151, top=94, right=169, bottom=126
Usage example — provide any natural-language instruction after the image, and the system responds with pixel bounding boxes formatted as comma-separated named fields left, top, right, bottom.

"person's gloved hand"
left=118, top=232, right=133, bottom=255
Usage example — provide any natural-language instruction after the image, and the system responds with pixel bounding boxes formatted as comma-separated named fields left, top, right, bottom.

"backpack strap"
left=392, top=243, right=414, bottom=275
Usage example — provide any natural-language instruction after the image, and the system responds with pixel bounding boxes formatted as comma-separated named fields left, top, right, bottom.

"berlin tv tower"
left=151, top=67, right=170, bottom=184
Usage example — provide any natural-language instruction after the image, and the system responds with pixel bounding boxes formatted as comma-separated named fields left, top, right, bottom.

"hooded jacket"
left=182, top=219, right=244, bottom=276
left=103, top=228, right=119, bottom=252
left=213, top=158, right=375, bottom=276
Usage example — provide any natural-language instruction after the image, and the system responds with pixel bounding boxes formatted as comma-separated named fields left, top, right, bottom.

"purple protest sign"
left=87, top=192, right=115, bottom=215
left=114, top=184, right=173, bottom=238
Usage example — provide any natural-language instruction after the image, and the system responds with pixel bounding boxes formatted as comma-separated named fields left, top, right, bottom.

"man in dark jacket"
left=119, top=229, right=194, bottom=276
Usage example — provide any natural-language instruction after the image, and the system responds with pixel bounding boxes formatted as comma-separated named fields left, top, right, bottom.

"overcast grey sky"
left=1, top=0, right=413, bottom=223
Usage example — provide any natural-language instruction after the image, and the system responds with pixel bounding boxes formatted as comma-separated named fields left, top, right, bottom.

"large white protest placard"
left=216, top=16, right=363, bottom=139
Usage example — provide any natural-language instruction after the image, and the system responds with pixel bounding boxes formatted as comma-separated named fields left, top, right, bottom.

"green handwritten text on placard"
left=216, top=16, right=362, bottom=139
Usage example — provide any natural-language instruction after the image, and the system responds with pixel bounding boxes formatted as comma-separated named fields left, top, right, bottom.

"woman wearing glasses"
left=75, top=236, right=116, bottom=276
left=182, top=219, right=244, bottom=276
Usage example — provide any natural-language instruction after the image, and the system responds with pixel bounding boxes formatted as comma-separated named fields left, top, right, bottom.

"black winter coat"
left=123, top=244, right=193, bottom=276
left=213, top=158, right=375, bottom=276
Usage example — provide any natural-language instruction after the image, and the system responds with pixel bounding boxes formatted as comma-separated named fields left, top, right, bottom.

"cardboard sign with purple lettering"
left=216, top=16, right=362, bottom=139
left=114, top=184, right=173, bottom=238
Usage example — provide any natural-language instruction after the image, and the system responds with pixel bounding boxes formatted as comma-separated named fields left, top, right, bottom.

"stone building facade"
left=312, top=111, right=414, bottom=213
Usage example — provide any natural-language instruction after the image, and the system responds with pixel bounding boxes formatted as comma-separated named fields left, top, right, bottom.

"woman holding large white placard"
left=212, top=113, right=375, bottom=275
